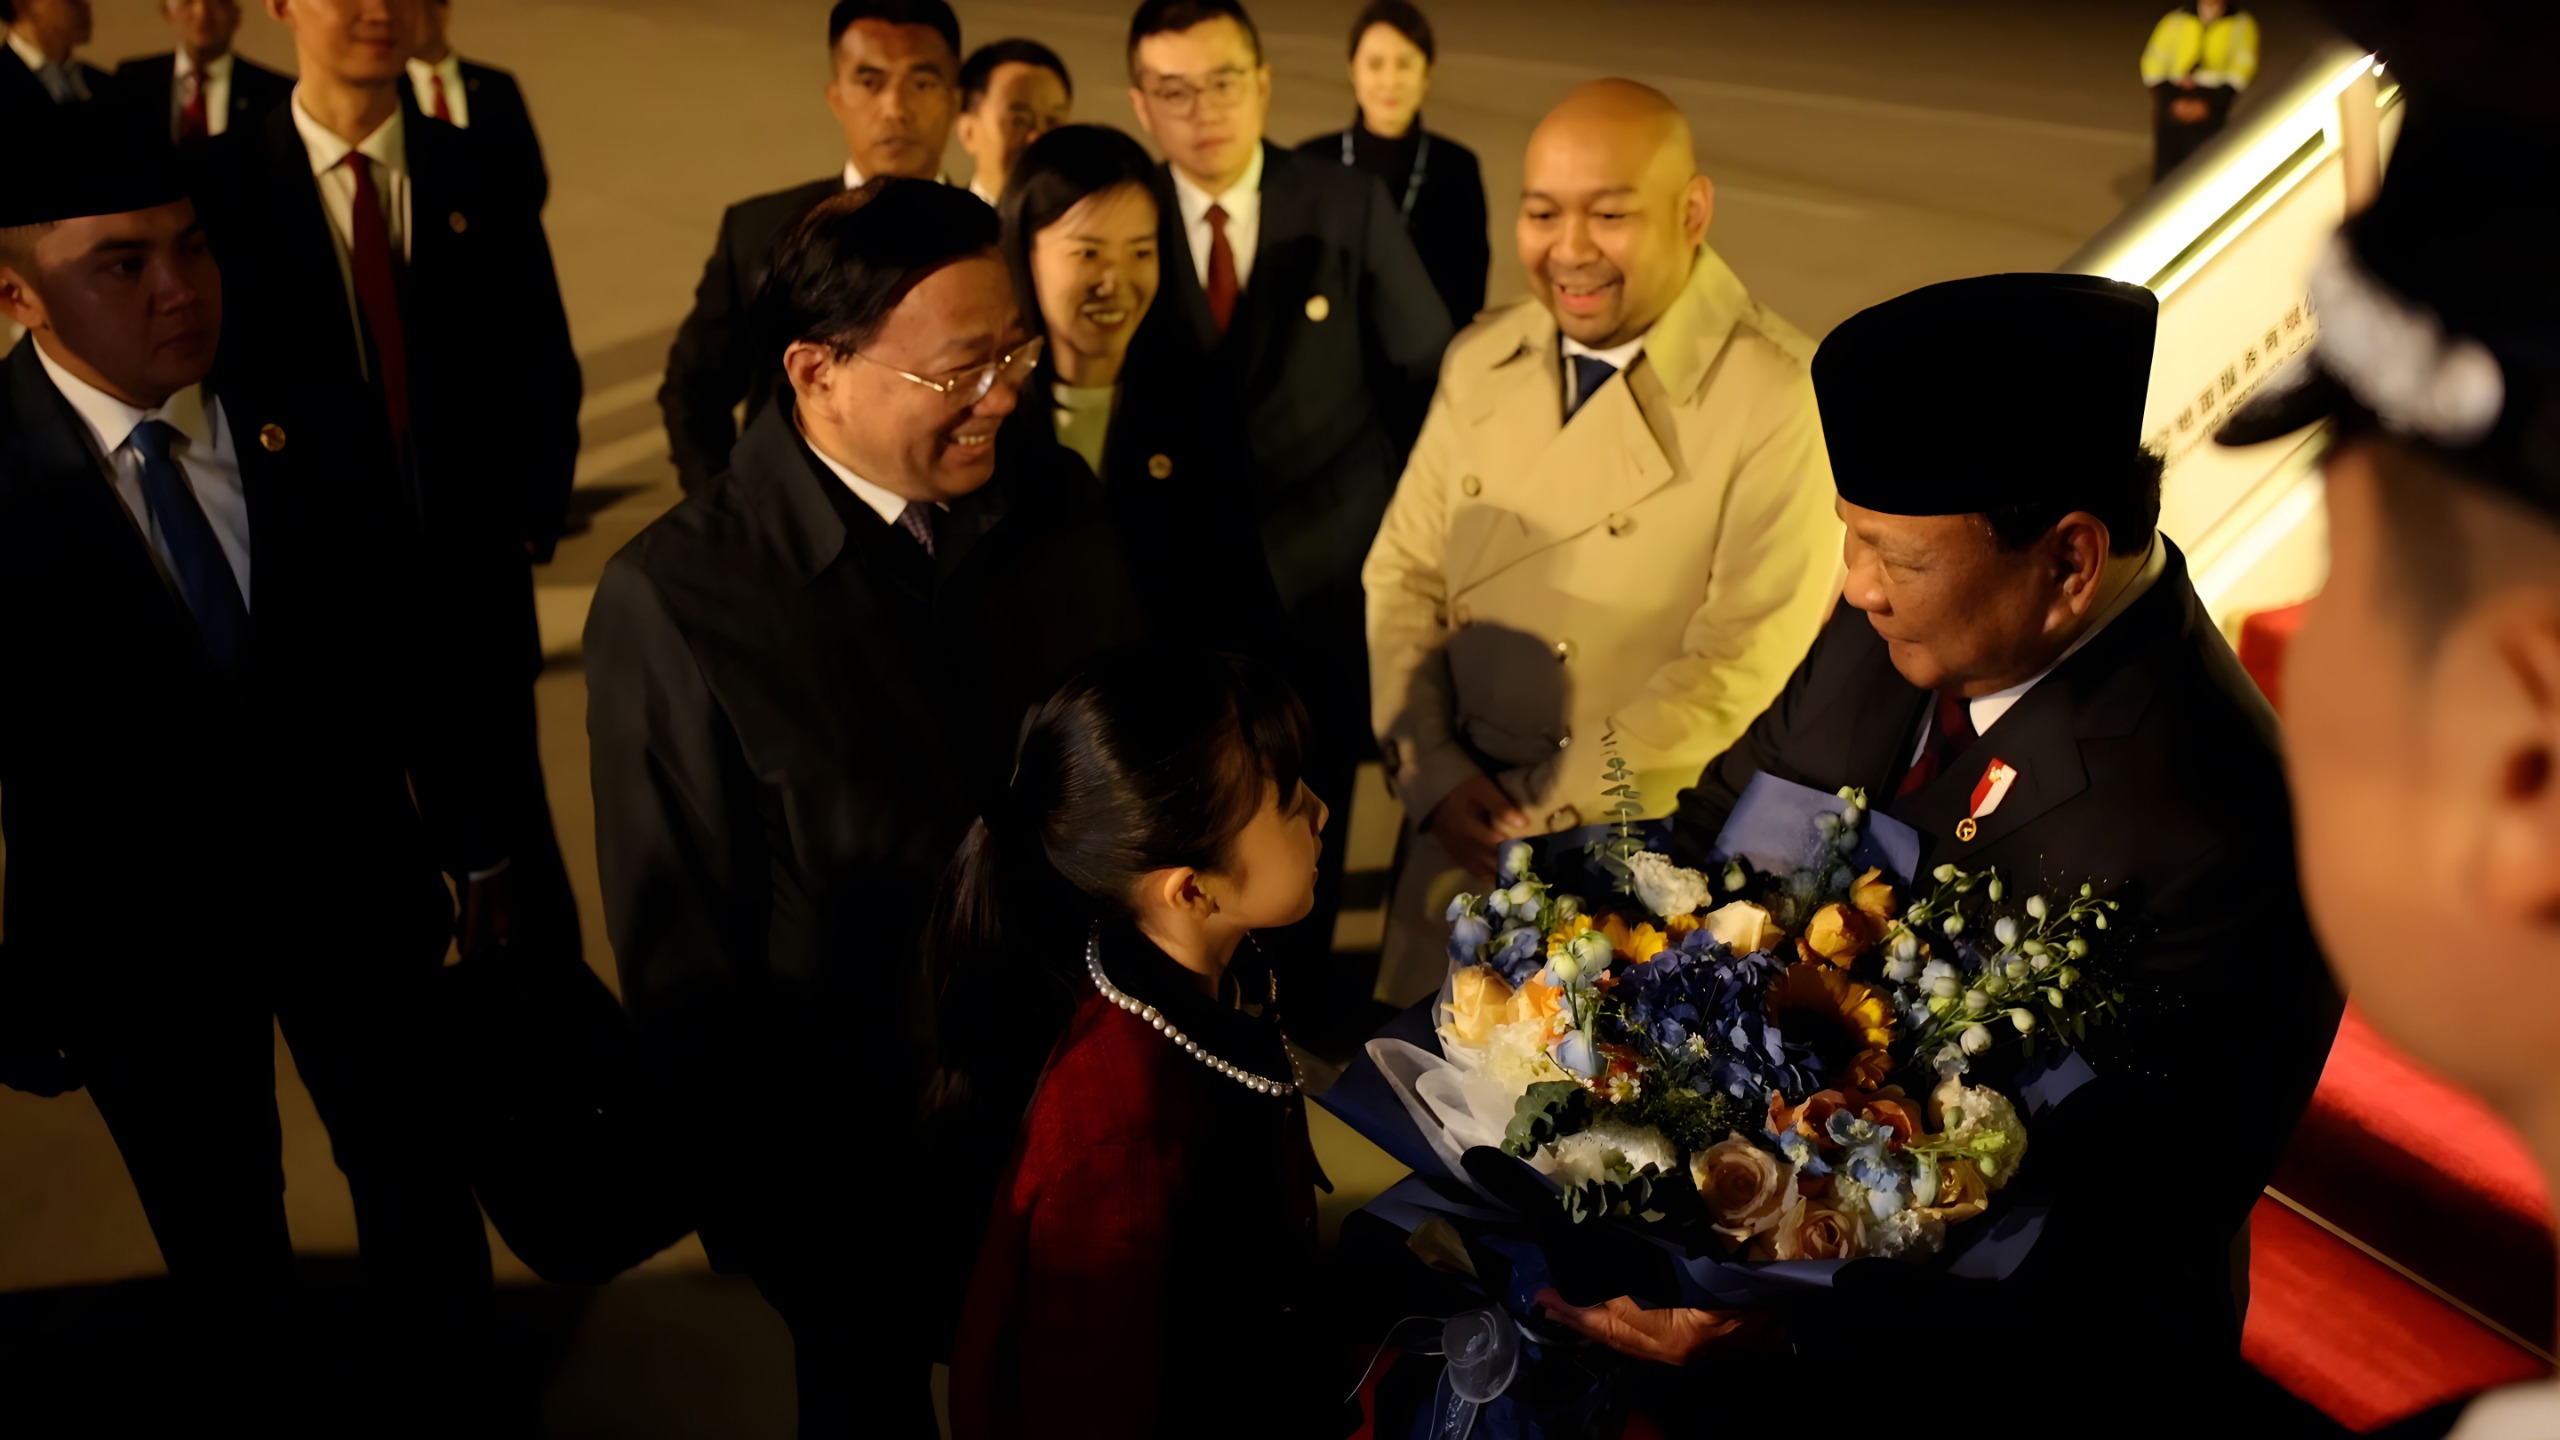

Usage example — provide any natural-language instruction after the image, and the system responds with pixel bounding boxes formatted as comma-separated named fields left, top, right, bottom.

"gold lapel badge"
left=1304, top=294, right=1331, bottom=322
left=1955, top=817, right=1979, bottom=843
left=449, top=211, right=469, bottom=234
left=257, top=423, right=287, bottom=453
left=1146, top=454, right=1174, bottom=480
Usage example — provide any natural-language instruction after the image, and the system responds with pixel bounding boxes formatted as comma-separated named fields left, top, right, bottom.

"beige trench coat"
left=1362, top=246, right=1843, bottom=1003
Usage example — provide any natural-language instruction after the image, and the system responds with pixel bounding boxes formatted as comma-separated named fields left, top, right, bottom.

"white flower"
left=1483, top=1014, right=1562, bottom=1092
left=1883, top=955, right=1921, bottom=984
left=1867, top=1208, right=1948, bottom=1261
left=1993, top=916, right=2019, bottom=947
left=1625, top=853, right=1715, bottom=918
left=1542, top=1121, right=1680, bottom=1188
left=1959, top=1024, right=1994, bottom=1056
left=1932, top=1081, right=2030, bottom=1190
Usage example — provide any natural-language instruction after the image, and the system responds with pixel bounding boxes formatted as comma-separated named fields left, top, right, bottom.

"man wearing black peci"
left=405, top=0, right=550, bottom=211
left=1649, top=273, right=2340, bottom=1425
left=115, top=0, right=292, bottom=147
left=1125, top=0, right=1454, bottom=976
left=660, top=0, right=964, bottom=493
left=590, top=179, right=1149, bottom=1439
left=192, top=0, right=584, bottom=975
left=0, top=109, right=485, bottom=1418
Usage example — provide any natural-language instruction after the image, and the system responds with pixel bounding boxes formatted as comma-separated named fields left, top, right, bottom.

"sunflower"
left=1598, top=914, right=1672, bottom=964
left=1768, top=962, right=1899, bottom=1093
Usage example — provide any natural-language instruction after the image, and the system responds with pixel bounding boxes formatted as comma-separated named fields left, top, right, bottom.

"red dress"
left=949, top=929, right=1326, bottom=1439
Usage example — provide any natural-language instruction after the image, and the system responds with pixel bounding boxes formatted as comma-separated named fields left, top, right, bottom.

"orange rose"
left=1916, top=1158, right=1990, bottom=1225
left=1767, top=1088, right=1850, bottom=1144
left=1702, top=901, right=1783, bottom=956
left=1692, top=1134, right=1800, bottom=1241
left=1850, top=866, right=1898, bottom=922
left=1801, top=902, right=1881, bottom=967
left=1442, top=966, right=1515, bottom=1048
left=1757, top=1194, right=1865, bottom=1261
left=1860, top=1096, right=1924, bottom=1145
left=1506, top=977, right=1564, bottom=1026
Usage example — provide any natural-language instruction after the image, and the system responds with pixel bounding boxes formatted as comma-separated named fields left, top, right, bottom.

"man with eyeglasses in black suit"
left=589, top=179, right=1151, bottom=1439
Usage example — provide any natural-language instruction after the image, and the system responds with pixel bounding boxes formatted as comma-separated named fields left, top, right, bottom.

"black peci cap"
left=0, top=107, right=188, bottom=231
left=2217, top=0, right=2560, bottom=522
left=1815, top=272, right=2159, bottom=517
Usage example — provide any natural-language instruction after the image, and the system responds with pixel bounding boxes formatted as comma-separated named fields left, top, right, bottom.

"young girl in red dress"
left=934, top=649, right=1340, bottom=1439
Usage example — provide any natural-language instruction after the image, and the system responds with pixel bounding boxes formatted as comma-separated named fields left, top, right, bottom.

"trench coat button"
left=449, top=211, right=468, bottom=234
left=1146, top=453, right=1174, bottom=479
left=1305, top=294, right=1331, bottom=322
left=1451, top=603, right=1472, bottom=628
left=1547, top=805, right=1582, bottom=831
left=1460, top=475, right=1482, bottom=497
left=257, top=423, right=287, bottom=453
left=1553, top=638, right=1576, bottom=664
left=1554, top=732, right=1571, bottom=750
left=1606, top=513, right=1634, bottom=537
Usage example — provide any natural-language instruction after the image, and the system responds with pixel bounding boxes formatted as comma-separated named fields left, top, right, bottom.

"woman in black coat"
left=993, top=124, right=1288, bottom=659
left=1296, top=0, right=1490, bottom=331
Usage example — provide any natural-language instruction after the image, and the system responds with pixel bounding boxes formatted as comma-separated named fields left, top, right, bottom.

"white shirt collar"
left=1966, top=530, right=2169, bottom=733
left=797, top=416, right=930, bottom=526
left=31, top=338, right=219, bottom=464
left=1561, top=333, right=1646, bottom=370
left=175, top=49, right=233, bottom=83
left=291, top=89, right=405, bottom=177
left=7, top=29, right=59, bottom=76
left=969, top=177, right=1000, bottom=206
left=1169, top=141, right=1265, bottom=232
left=844, top=161, right=953, bottom=191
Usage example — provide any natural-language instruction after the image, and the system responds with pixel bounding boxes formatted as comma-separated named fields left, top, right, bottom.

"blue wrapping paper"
left=1708, top=771, right=1923, bottom=888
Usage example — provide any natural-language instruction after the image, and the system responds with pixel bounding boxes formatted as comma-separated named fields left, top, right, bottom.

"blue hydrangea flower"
left=1488, top=926, right=1545, bottom=984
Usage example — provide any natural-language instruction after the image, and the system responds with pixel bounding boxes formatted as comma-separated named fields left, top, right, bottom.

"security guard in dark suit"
left=1659, top=273, right=2341, bottom=1429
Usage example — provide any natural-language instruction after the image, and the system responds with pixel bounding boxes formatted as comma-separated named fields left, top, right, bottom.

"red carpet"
left=2237, top=604, right=2555, bottom=1429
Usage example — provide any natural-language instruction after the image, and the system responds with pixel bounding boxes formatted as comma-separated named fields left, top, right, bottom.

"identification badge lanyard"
left=1340, top=124, right=1432, bottom=219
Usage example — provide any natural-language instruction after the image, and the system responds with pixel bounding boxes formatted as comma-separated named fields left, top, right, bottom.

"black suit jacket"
left=1666, top=545, right=2341, bottom=1403
left=112, top=51, right=291, bottom=144
left=1, top=46, right=115, bottom=120
left=658, top=176, right=843, bottom=493
left=191, top=95, right=582, bottom=872
left=1294, top=120, right=1491, bottom=330
left=398, top=58, right=548, bottom=211
left=586, top=398, right=1148, bottom=1279
left=995, top=338, right=1288, bottom=660
left=0, top=340, right=450, bottom=1013
left=1148, top=142, right=1453, bottom=627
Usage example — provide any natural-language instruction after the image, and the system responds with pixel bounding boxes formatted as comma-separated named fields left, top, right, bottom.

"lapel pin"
left=1146, top=454, right=1174, bottom=480
left=1304, top=294, right=1331, bottom=322
left=257, top=423, right=287, bottom=453
left=449, top=211, right=468, bottom=234
left=1955, top=758, right=2020, bottom=843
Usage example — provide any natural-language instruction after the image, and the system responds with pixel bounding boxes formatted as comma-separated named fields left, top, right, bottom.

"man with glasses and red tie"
left=587, top=179, right=1151, bottom=1440
left=1125, top=0, right=1453, bottom=994
left=193, top=0, right=584, bottom=985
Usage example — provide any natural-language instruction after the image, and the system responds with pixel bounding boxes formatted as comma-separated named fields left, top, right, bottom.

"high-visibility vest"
left=2140, top=9, right=2262, bottom=90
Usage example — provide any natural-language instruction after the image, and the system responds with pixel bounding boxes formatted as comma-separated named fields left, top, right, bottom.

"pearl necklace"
left=1085, top=927, right=1302, bottom=1098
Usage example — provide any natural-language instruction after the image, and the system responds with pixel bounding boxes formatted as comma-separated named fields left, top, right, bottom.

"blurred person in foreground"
left=1125, top=0, right=1454, bottom=984
left=2141, top=0, right=2260, bottom=180
left=2217, top=1, right=2560, bottom=1434
left=404, top=0, right=549, bottom=210
left=115, top=0, right=292, bottom=146
left=993, top=122, right=1285, bottom=656
left=661, top=0, right=963, bottom=491
left=1364, top=79, right=1840, bottom=1004
left=590, top=179, right=1151, bottom=1439
left=942, top=649, right=1341, bottom=1440
left=1561, top=271, right=2338, bottom=1428
left=0, top=109, right=486, bottom=1421
left=956, top=37, right=1070, bottom=205
left=1295, top=0, right=1486, bottom=330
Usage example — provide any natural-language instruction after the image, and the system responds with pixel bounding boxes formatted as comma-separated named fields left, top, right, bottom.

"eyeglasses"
left=852, top=335, right=1044, bottom=407
left=1143, top=67, right=1254, bottom=118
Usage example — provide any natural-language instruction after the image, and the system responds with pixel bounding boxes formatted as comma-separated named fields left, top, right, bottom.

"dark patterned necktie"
left=129, top=419, right=249, bottom=666
left=1566, top=354, right=1618, bottom=420
left=1895, top=689, right=1978, bottom=799
left=896, top=502, right=939, bottom=559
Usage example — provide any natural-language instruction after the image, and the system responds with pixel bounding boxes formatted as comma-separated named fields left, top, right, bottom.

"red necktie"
left=178, top=70, right=208, bottom=144
left=1204, top=202, right=1238, bottom=334
left=428, top=71, right=452, bottom=122
left=1895, top=689, right=1979, bottom=799
left=342, top=153, right=411, bottom=443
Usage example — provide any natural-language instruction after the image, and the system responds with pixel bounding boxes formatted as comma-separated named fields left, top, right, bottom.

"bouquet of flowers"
left=1374, top=769, right=2126, bottom=1274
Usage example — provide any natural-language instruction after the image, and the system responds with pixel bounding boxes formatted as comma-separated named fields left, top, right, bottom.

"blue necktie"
left=128, top=419, right=249, bottom=666
left=1566, top=353, right=1619, bottom=421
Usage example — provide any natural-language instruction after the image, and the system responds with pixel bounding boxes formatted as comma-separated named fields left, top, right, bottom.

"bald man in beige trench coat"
left=1362, top=81, right=1843, bottom=1004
